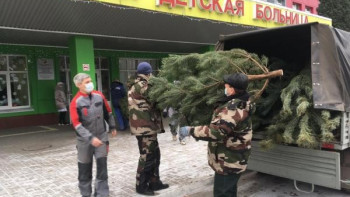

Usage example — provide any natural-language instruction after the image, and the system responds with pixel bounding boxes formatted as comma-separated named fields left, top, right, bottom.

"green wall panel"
left=0, top=45, right=68, bottom=118
left=69, top=36, right=96, bottom=95
left=0, top=44, right=170, bottom=119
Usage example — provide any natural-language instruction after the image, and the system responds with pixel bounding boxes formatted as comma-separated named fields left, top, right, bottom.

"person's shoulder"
left=92, top=91, right=104, bottom=97
left=71, top=92, right=84, bottom=104
left=227, top=99, right=245, bottom=110
left=135, top=79, right=147, bottom=88
left=227, top=99, right=254, bottom=114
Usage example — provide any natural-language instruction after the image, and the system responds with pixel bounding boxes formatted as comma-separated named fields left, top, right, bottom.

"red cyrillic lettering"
left=188, top=0, right=196, bottom=8
left=285, top=11, right=292, bottom=24
left=264, top=6, right=272, bottom=21
left=224, top=0, right=235, bottom=15
left=156, top=0, right=175, bottom=7
left=212, top=0, right=223, bottom=13
left=291, top=13, right=299, bottom=24
left=254, top=4, right=264, bottom=19
left=279, top=13, right=285, bottom=23
left=236, top=0, right=244, bottom=16
left=197, top=0, right=212, bottom=10
left=304, top=16, right=309, bottom=23
left=175, top=0, right=187, bottom=6
left=272, top=8, right=280, bottom=22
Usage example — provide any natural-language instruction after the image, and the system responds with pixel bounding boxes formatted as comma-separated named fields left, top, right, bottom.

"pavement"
left=0, top=121, right=349, bottom=197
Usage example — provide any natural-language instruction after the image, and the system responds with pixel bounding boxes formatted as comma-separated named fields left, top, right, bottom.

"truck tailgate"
left=248, top=141, right=341, bottom=189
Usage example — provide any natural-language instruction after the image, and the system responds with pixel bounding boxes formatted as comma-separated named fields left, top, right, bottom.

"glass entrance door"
left=118, top=58, right=160, bottom=85
left=95, top=57, right=111, bottom=100
left=59, top=56, right=72, bottom=103
left=59, top=56, right=111, bottom=101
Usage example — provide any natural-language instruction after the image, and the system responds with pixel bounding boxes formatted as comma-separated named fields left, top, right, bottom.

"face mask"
left=85, top=82, right=94, bottom=93
left=224, top=88, right=229, bottom=96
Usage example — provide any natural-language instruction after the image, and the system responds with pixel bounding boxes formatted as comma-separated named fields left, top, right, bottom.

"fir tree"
left=146, top=49, right=341, bottom=149
left=259, top=68, right=341, bottom=149
left=318, top=0, right=350, bottom=31
left=148, top=49, right=278, bottom=126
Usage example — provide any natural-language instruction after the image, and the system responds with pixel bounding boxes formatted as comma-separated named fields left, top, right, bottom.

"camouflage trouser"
left=135, top=134, right=161, bottom=191
left=213, top=172, right=241, bottom=197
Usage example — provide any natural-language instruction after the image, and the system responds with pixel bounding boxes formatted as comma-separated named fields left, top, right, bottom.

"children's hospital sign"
left=95, top=0, right=331, bottom=28
left=156, top=0, right=244, bottom=16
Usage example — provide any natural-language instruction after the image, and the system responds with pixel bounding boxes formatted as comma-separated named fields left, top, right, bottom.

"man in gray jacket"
left=70, top=73, right=117, bottom=197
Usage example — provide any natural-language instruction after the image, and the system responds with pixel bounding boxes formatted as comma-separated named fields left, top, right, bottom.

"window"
left=276, top=0, right=285, bottom=6
left=305, top=6, right=313, bottom=13
left=0, top=55, right=30, bottom=109
left=262, top=0, right=285, bottom=6
left=59, top=56, right=111, bottom=101
left=59, top=56, right=72, bottom=102
left=292, top=3, right=301, bottom=10
left=118, top=58, right=160, bottom=86
left=95, top=57, right=111, bottom=100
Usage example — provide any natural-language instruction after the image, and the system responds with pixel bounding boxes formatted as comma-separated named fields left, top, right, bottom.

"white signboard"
left=37, top=58, right=54, bottom=80
left=83, top=64, right=90, bottom=71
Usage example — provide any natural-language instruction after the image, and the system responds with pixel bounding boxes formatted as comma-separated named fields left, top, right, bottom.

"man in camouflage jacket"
left=128, top=62, right=169, bottom=196
left=189, top=73, right=254, bottom=197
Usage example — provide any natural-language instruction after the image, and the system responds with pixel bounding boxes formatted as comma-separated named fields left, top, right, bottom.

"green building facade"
left=0, top=39, right=170, bottom=129
left=0, top=0, right=262, bottom=129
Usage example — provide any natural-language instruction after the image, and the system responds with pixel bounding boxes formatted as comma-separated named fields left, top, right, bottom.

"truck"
left=216, top=22, right=350, bottom=193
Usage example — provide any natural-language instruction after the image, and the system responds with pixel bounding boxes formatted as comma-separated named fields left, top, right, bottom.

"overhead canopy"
left=0, top=0, right=257, bottom=53
left=217, top=23, right=350, bottom=112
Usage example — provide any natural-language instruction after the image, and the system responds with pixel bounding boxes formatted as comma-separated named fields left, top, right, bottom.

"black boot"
left=136, top=186, right=155, bottom=196
left=149, top=180, right=169, bottom=191
left=136, top=172, right=155, bottom=196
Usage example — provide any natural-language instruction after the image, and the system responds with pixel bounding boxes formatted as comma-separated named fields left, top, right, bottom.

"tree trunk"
left=248, top=69, right=283, bottom=81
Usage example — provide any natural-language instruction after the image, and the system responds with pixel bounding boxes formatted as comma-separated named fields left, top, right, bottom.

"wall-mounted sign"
left=96, top=0, right=331, bottom=28
left=156, top=0, right=244, bottom=16
left=253, top=3, right=308, bottom=25
left=37, top=58, right=54, bottom=80
left=83, top=64, right=90, bottom=71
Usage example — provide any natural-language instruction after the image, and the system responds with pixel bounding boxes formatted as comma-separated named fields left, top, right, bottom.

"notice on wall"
left=37, top=58, right=54, bottom=80
left=83, top=64, right=90, bottom=71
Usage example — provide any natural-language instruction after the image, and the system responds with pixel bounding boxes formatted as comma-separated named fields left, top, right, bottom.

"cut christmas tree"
left=148, top=49, right=282, bottom=125
left=146, top=49, right=341, bottom=149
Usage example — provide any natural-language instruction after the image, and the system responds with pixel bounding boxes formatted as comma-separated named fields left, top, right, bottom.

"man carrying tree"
left=128, top=62, right=169, bottom=196
left=188, top=73, right=254, bottom=197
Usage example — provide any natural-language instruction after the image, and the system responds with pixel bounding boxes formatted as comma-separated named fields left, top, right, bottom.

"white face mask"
left=224, top=88, right=229, bottom=96
left=85, top=82, right=94, bottom=93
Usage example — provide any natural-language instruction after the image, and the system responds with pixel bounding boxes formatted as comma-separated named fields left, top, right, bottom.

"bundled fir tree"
left=146, top=49, right=341, bottom=149
left=258, top=68, right=341, bottom=149
left=148, top=49, right=281, bottom=126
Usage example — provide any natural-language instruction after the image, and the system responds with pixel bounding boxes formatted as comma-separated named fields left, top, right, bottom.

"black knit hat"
left=223, top=73, right=248, bottom=90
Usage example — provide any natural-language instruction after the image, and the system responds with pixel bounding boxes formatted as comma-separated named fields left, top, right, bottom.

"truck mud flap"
left=247, top=141, right=341, bottom=189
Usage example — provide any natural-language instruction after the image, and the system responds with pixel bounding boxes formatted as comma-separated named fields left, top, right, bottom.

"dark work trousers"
left=113, top=106, right=125, bottom=130
left=136, top=134, right=161, bottom=191
left=59, top=111, right=66, bottom=124
left=214, top=173, right=242, bottom=197
left=77, top=139, right=109, bottom=197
